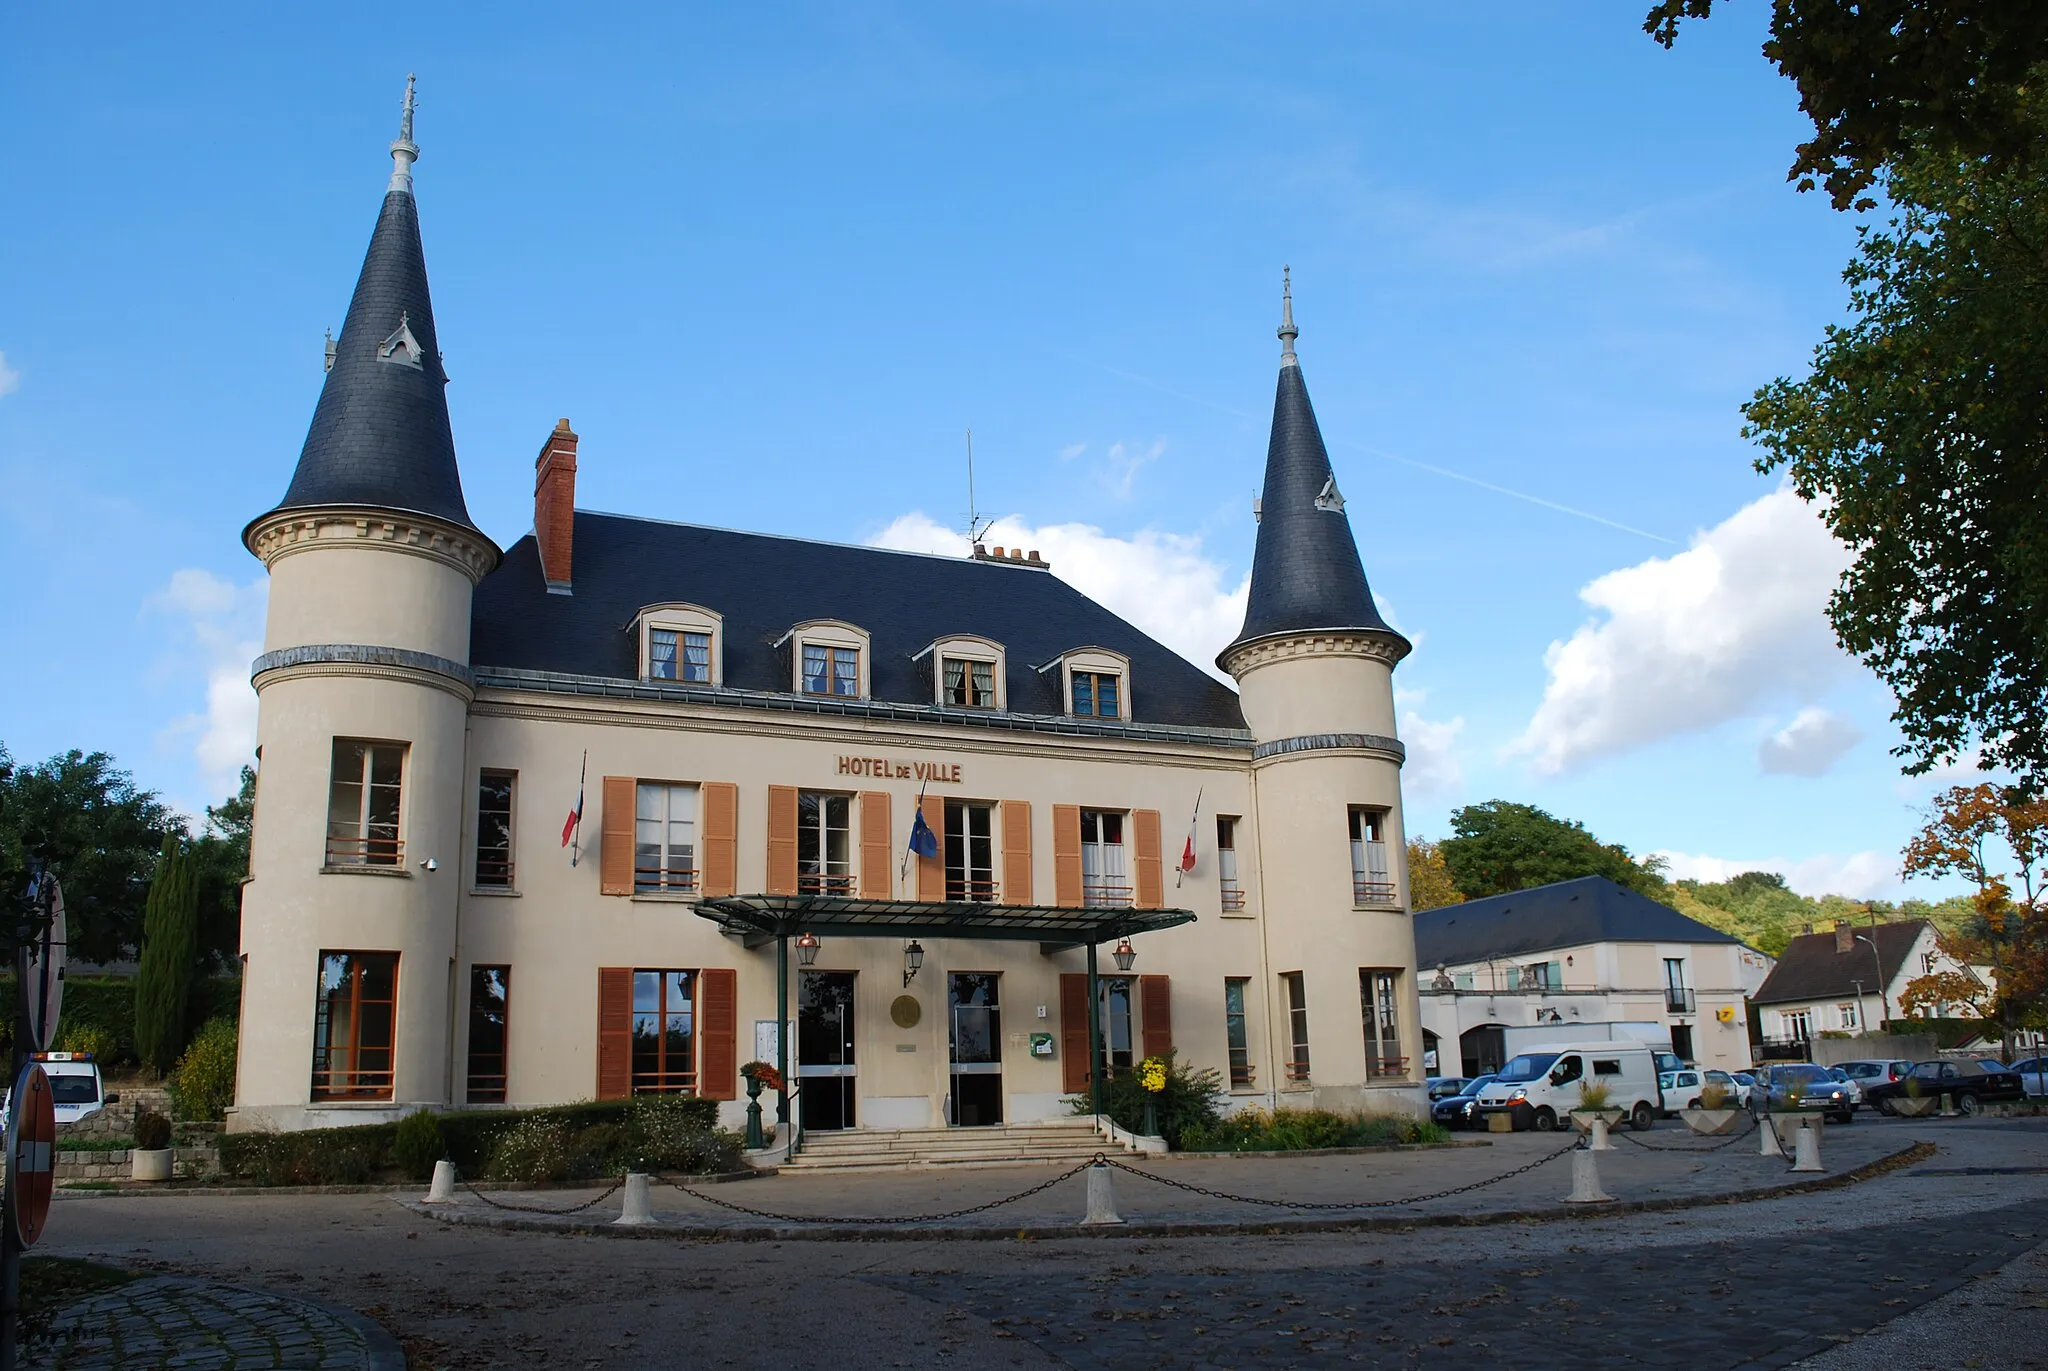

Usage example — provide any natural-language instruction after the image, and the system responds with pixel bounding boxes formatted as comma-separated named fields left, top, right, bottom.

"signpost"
left=22, top=882, right=63, bottom=1055
left=4, top=1066, right=54, bottom=1248
left=1, top=868, right=64, bottom=1371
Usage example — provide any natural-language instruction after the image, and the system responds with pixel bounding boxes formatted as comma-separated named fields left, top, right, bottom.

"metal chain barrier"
left=1097, top=1136, right=1585, bottom=1211
left=1610, top=1113, right=1760, bottom=1153
left=456, top=1169, right=629, bottom=1215
left=656, top=1158, right=1098, bottom=1225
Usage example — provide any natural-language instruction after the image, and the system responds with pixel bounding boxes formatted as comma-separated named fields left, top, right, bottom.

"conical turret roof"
left=249, top=81, right=482, bottom=541
left=1221, top=278, right=1403, bottom=664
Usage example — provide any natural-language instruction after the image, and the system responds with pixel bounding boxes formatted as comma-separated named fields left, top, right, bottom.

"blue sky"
left=0, top=4, right=1964, bottom=898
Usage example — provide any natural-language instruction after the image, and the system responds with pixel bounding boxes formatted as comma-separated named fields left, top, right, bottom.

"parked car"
left=1833, top=1059, right=1915, bottom=1095
left=1704, top=1069, right=1747, bottom=1107
left=1431, top=1074, right=1498, bottom=1129
left=1729, top=1071, right=1759, bottom=1107
left=1658, top=1068, right=1707, bottom=1115
left=1426, top=1076, right=1472, bottom=1102
left=1748, top=1062, right=1858, bottom=1123
left=0, top=1052, right=118, bottom=1127
left=1862, top=1059, right=2027, bottom=1116
left=1825, top=1066, right=1864, bottom=1105
left=2008, top=1056, right=2048, bottom=1098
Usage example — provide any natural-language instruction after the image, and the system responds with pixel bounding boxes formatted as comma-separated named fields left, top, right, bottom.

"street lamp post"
left=1853, top=935, right=1889, bottom=1027
left=1850, top=978, right=1868, bottom=1035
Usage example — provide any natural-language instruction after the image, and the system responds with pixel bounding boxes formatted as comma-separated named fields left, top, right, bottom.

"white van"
left=1472, top=1041, right=1662, bottom=1132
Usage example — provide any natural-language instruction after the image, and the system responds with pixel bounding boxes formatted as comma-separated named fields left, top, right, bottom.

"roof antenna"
left=389, top=74, right=419, bottom=194
left=964, top=427, right=996, bottom=544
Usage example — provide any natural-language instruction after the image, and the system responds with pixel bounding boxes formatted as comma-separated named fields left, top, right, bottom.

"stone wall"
left=56, top=1145, right=217, bottom=1182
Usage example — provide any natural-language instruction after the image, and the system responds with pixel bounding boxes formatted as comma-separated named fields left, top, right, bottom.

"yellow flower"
left=1139, top=1057, right=1168, bottom=1093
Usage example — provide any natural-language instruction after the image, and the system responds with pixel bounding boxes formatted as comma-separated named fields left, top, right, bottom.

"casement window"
left=1360, top=968, right=1405, bottom=1079
left=310, top=951, right=398, bottom=1100
left=798, top=792, right=854, bottom=895
left=1224, top=978, right=1253, bottom=1089
left=944, top=657, right=997, bottom=708
left=1217, top=816, right=1244, bottom=912
left=1839, top=1002, right=1860, bottom=1030
left=1519, top=961, right=1559, bottom=991
left=474, top=770, right=515, bottom=888
left=1044, top=648, right=1130, bottom=721
left=1282, top=971, right=1311, bottom=1082
left=945, top=801, right=997, bottom=901
left=783, top=621, right=870, bottom=698
left=1784, top=1009, right=1813, bottom=1041
left=650, top=628, right=712, bottom=683
left=325, top=740, right=405, bottom=867
left=1071, top=670, right=1121, bottom=718
left=635, top=782, right=699, bottom=894
left=467, top=965, right=509, bottom=1103
left=597, top=966, right=736, bottom=1101
left=1664, top=958, right=1693, bottom=1013
left=802, top=644, right=859, bottom=696
left=1080, top=810, right=1130, bottom=907
left=631, top=970, right=698, bottom=1094
left=1348, top=807, right=1394, bottom=906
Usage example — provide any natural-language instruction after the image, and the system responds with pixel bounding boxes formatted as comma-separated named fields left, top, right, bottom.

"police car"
left=1, top=1053, right=118, bottom=1126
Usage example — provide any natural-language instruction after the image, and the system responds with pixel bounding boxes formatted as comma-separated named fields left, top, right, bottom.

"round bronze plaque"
left=889, top=994, right=922, bottom=1028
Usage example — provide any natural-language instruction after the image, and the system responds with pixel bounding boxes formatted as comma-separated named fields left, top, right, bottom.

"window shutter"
left=1140, top=974, right=1173, bottom=1060
left=915, top=796, right=945, bottom=902
left=1001, top=800, right=1032, bottom=906
left=859, top=791, right=892, bottom=898
left=599, top=778, right=636, bottom=896
left=700, top=782, right=738, bottom=897
left=766, top=785, right=799, bottom=896
left=1133, top=809, right=1164, bottom=910
left=1052, top=804, right=1083, bottom=908
left=596, top=967, right=633, bottom=1100
left=1060, top=973, right=1092, bottom=1095
left=699, top=967, right=738, bottom=1100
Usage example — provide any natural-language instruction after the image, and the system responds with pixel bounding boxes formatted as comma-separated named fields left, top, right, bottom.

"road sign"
left=5, top=1064, right=54, bottom=1247
left=22, top=876, right=64, bottom=1055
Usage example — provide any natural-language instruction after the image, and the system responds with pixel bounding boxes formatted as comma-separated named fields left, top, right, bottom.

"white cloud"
left=1757, top=707, right=1862, bottom=777
left=0, top=351, right=18, bottom=398
left=868, top=512, right=1248, bottom=679
left=1510, top=486, right=1854, bottom=775
left=149, top=569, right=265, bottom=800
left=1399, top=707, right=1466, bottom=802
left=1657, top=847, right=1902, bottom=901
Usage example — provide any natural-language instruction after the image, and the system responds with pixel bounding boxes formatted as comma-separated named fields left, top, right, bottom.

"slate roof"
left=1413, top=876, right=1740, bottom=970
left=470, top=512, right=1250, bottom=731
left=1750, top=921, right=1929, bottom=1007
left=1223, top=336, right=1403, bottom=660
left=248, top=181, right=484, bottom=541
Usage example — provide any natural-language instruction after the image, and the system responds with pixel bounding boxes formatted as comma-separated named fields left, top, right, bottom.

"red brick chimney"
left=1835, top=921, right=1855, bottom=954
left=535, top=419, right=578, bottom=593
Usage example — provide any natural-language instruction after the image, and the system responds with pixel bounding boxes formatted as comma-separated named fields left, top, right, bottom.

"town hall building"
left=229, top=88, right=1426, bottom=1141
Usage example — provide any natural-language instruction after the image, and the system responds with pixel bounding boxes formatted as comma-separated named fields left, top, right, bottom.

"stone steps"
left=783, top=1120, right=1118, bottom=1172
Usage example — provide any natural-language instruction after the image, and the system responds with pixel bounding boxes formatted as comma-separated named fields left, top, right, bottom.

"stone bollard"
left=1563, top=1148, right=1613, bottom=1204
left=422, top=1159, right=457, bottom=1204
left=1587, top=1116, right=1613, bottom=1152
left=1791, top=1124, right=1825, bottom=1174
left=1939, top=1093, right=1958, bottom=1118
left=614, top=1173, right=655, bottom=1226
left=1759, top=1116, right=1784, bottom=1158
left=1080, top=1162, right=1124, bottom=1226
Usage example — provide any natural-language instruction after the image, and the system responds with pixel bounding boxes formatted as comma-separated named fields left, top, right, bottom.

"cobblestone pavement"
left=44, top=1275, right=402, bottom=1370
left=34, top=1115, right=2048, bottom=1369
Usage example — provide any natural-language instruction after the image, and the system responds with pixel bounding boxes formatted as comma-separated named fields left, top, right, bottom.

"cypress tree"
left=135, top=836, right=199, bottom=1075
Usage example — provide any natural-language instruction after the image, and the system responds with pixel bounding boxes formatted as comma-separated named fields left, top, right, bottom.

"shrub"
left=625, top=1095, right=741, bottom=1173
left=135, top=838, right=200, bottom=1075
left=393, top=1109, right=445, bottom=1180
left=132, top=1109, right=172, bottom=1152
left=166, top=1017, right=238, bottom=1122
left=57, top=1024, right=117, bottom=1063
left=1699, top=1080, right=1732, bottom=1109
left=1069, top=1050, right=1225, bottom=1149
left=228, top=1130, right=379, bottom=1187
left=1576, top=1081, right=1612, bottom=1111
left=1180, top=1108, right=1448, bottom=1152
left=487, top=1114, right=577, bottom=1183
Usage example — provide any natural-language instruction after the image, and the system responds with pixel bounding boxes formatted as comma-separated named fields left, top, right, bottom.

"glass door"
left=948, top=973, right=1003, bottom=1127
left=798, top=971, right=856, bottom=1131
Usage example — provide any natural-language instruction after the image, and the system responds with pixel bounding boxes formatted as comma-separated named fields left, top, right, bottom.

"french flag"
left=562, top=750, right=587, bottom=865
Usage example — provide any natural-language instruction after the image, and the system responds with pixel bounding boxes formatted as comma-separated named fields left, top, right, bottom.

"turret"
left=233, top=79, right=498, bottom=1131
left=1221, top=272, right=1422, bottom=1112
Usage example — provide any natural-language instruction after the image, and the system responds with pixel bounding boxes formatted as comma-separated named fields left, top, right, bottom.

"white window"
left=1784, top=1010, right=1813, bottom=1041
left=634, top=782, right=698, bottom=894
left=326, top=740, right=405, bottom=867
left=1839, top=1002, right=1860, bottom=1030
left=797, top=792, right=853, bottom=895
left=944, top=657, right=997, bottom=708
left=1360, top=969, right=1403, bottom=1078
left=1348, top=808, right=1393, bottom=906
left=945, top=800, right=997, bottom=901
left=1080, top=810, right=1129, bottom=907
left=1217, top=816, right=1244, bottom=912
left=803, top=644, right=859, bottom=696
left=782, top=621, right=870, bottom=699
left=636, top=604, right=723, bottom=686
left=918, top=636, right=1007, bottom=711
left=1049, top=647, right=1131, bottom=721
left=1071, top=670, right=1121, bottom=718
left=475, top=769, right=515, bottom=888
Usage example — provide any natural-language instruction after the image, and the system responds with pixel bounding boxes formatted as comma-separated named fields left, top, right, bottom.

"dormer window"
left=1048, top=647, right=1131, bottom=721
left=918, top=635, right=1006, bottom=710
left=635, top=604, right=723, bottom=686
left=781, top=621, right=871, bottom=699
left=1072, top=671, right=1120, bottom=718
left=946, top=658, right=995, bottom=708
left=803, top=644, right=858, bottom=696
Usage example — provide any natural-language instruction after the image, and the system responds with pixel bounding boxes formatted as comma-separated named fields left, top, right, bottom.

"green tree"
left=188, top=765, right=254, bottom=971
left=1405, top=839, right=1466, bottom=913
left=1437, top=801, right=1668, bottom=901
left=0, top=745, right=181, bottom=964
left=1646, top=1, right=2048, bottom=209
left=134, top=836, right=201, bottom=1075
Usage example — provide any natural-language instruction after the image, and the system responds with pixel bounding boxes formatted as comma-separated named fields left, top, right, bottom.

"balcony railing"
left=798, top=873, right=856, bottom=896
left=466, top=1067, right=507, bottom=1104
left=474, top=855, right=515, bottom=889
left=1284, top=1057, right=1312, bottom=1082
left=635, top=864, right=698, bottom=895
left=1082, top=881, right=1133, bottom=908
left=631, top=1070, right=700, bottom=1095
left=1228, top=1060, right=1257, bottom=1089
left=1366, top=1054, right=1409, bottom=1080
left=1352, top=878, right=1398, bottom=907
left=945, top=876, right=1000, bottom=903
left=325, top=834, right=403, bottom=868
left=1219, top=879, right=1246, bottom=912
left=311, top=1055, right=395, bottom=1101
left=1665, top=987, right=1696, bottom=1014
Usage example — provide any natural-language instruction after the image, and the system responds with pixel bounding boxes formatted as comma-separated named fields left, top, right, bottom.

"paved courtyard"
left=31, top=1114, right=2048, bottom=1369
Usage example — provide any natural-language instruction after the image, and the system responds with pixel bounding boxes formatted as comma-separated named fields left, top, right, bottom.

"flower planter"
left=1892, top=1095, right=1940, bottom=1118
left=130, top=1148, right=173, bottom=1182
left=1569, top=1108, right=1625, bottom=1133
left=1680, top=1107, right=1743, bottom=1136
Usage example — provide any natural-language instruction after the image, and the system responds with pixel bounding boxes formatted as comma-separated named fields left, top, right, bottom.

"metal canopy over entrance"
left=694, top=894, right=1196, bottom=951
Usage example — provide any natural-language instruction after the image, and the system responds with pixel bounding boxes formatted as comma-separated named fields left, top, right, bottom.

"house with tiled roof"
left=1751, top=919, right=1984, bottom=1050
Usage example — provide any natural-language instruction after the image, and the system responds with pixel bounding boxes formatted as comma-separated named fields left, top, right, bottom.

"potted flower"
left=739, top=1061, right=784, bottom=1150
left=1568, top=1081, right=1624, bottom=1132
left=1138, top=1056, right=1168, bottom=1139
left=131, top=1108, right=174, bottom=1182
left=1681, top=1079, right=1742, bottom=1135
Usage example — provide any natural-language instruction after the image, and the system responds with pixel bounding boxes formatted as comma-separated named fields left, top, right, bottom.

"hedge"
left=0, top=974, right=240, bottom=1069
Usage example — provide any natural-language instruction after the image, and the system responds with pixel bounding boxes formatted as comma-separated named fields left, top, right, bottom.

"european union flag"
left=908, top=805, right=939, bottom=859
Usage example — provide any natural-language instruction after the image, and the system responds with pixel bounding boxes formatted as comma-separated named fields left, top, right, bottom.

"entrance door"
left=948, top=973, right=1003, bottom=1127
left=1098, top=978, right=1134, bottom=1080
left=798, top=971, right=855, bottom=1131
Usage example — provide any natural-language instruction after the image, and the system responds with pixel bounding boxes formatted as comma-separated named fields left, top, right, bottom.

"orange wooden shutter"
left=1060, top=973, right=1092, bottom=1095
left=698, top=967, right=738, bottom=1100
left=1001, top=800, right=1032, bottom=905
left=700, top=782, right=738, bottom=897
left=859, top=791, right=893, bottom=898
left=596, top=967, right=633, bottom=1099
left=1133, top=809, right=1164, bottom=910
left=1052, top=804, right=1083, bottom=908
left=766, top=785, right=799, bottom=896
left=1140, top=974, right=1173, bottom=1059
left=599, top=777, right=636, bottom=896
left=916, top=797, right=946, bottom=901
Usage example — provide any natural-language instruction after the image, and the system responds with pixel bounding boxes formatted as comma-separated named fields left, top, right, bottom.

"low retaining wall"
left=57, top=1146, right=217, bottom=1182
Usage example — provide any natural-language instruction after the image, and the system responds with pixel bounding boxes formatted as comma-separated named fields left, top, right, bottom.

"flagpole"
left=569, top=749, right=588, bottom=867
left=900, top=778, right=929, bottom=886
left=1176, top=786, right=1203, bottom=888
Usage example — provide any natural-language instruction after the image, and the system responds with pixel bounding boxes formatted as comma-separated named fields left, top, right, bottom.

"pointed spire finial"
left=1278, top=265, right=1298, bottom=367
left=388, top=74, right=420, bottom=194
